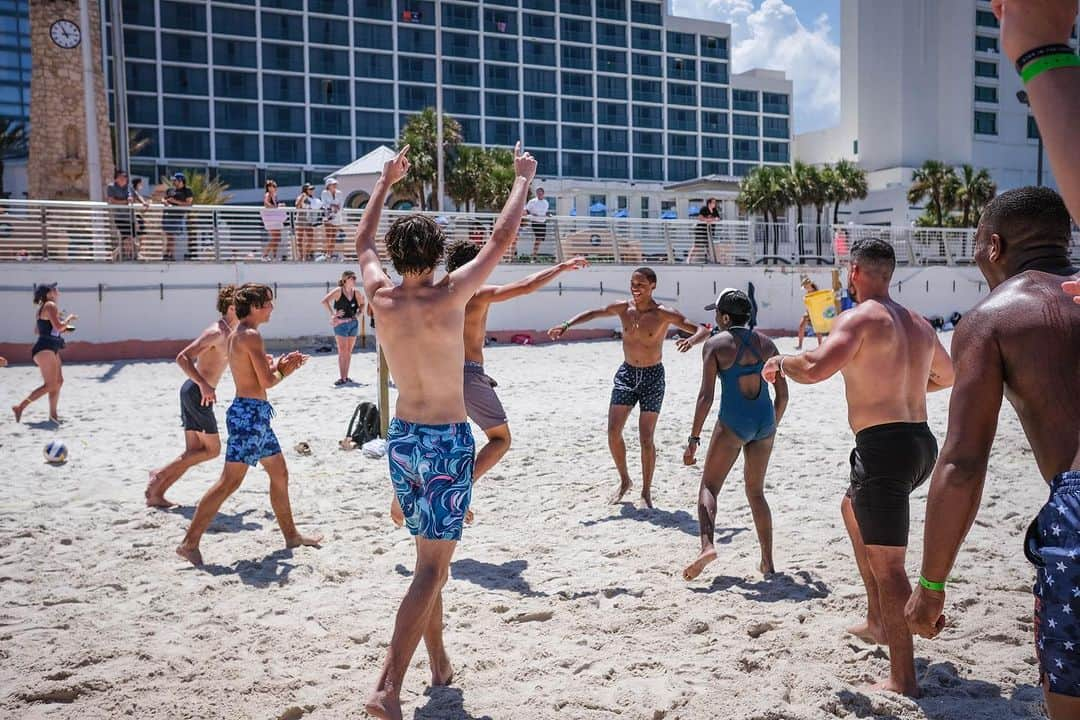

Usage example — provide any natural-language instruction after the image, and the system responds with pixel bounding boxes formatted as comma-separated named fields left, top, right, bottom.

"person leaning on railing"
left=105, top=170, right=134, bottom=261
left=162, top=172, right=193, bottom=261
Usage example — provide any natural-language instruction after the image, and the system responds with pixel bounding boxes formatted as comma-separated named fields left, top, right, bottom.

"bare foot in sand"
left=365, top=690, right=403, bottom=720
left=847, top=620, right=887, bottom=645
left=683, top=546, right=717, bottom=581
left=49, top=415, right=62, bottom=424
left=760, top=560, right=776, bottom=576
left=609, top=478, right=632, bottom=504
left=285, top=533, right=323, bottom=549
left=640, top=490, right=653, bottom=509
left=12, top=404, right=23, bottom=422
left=871, top=677, right=920, bottom=698
left=465, top=508, right=474, bottom=525
left=430, top=651, right=454, bottom=687
left=390, top=497, right=404, bottom=528
left=145, top=472, right=177, bottom=508
left=176, top=544, right=203, bottom=566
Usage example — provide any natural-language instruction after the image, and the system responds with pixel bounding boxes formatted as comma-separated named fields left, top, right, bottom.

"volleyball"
left=43, top=440, right=68, bottom=464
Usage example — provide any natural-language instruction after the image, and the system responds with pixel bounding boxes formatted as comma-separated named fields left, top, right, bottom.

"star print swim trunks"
left=1026, top=470, right=1080, bottom=697
left=610, top=362, right=665, bottom=413
left=224, top=397, right=281, bottom=466
left=387, top=419, right=475, bottom=542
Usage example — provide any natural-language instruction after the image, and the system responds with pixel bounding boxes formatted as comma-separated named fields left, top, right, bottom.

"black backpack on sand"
left=347, top=402, right=381, bottom=447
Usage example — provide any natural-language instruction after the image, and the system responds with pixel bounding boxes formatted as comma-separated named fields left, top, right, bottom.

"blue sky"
left=670, top=0, right=843, bottom=134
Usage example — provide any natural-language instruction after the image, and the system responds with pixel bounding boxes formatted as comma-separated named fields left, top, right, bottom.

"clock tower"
left=28, top=0, right=114, bottom=200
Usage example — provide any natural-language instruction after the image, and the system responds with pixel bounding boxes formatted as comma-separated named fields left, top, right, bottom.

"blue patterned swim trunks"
left=387, top=419, right=475, bottom=541
left=224, top=397, right=282, bottom=466
left=1027, top=470, right=1080, bottom=698
left=610, top=362, right=665, bottom=413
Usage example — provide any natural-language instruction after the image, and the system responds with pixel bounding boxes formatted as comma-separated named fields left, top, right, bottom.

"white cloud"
left=670, top=0, right=841, bottom=134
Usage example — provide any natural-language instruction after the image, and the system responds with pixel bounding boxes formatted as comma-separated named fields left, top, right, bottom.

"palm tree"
left=782, top=161, right=817, bottom=226
left=447, top=145, right=486, bottom=212
left=396, top=108, right=463, bottom=211
left=954, top=164, right=996, bottom=227
left=831, top=159, right=868, bottom=225
left=0, top=119, right=27, bottom=198
left=908, top=160, right=959, bottom=228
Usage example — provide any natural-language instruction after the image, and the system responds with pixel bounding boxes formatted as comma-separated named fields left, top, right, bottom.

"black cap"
left=33, top=282, right=57, bottom=303
left=705, top=288, right=752, bottom=315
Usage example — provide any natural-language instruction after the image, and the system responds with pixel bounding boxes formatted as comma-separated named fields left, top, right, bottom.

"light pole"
left=1016, top=90, right=1044, bottom=187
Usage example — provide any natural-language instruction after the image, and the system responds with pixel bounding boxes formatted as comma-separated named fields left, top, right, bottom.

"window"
left=485, top=64, right=519, bottom=92
left=161, top=33, right=206, bottom=63
left=976, top=10, right=999, bottom=28
left=666, top=31, right=695, bottom=55
left=597, top=75, right=627, bottom=99
left=1028, top=115, right=1040, bottom=139
left=634, top=156, right=662, bottom=180
left=443, top=88, right=480, bottom=115
left=598, top=102, right=627, bottom=125
left=265, top=135, right=306, bottom=164
left=261, top=11, right=302, bottom=41
left=667, top=57, right=695, bottom=81
left=701, top=61, right=728, bottom=84
left=524, top=68, right=556, bottom=93
left=561, top=18, right=592, bottom=43
left=975, top=35, right=999, bottom=53
left=668, top=108, right=696, bottom=132
left=309, top=17, right=349, bottom=46
left=354, top=0, right=391, bottom=16
left=733, top=90, right=759, bottom=112
left=561, top=99, right=593, bottom=123
left=399, top=27, right=435, bottom=54
left=311, top=138, right=351, bottom=166
left=310, top=48, right=348, bottom=76
left=561, top=45, right=592, bottom=70
left=523, top=41, right=556, bottom=66
left=667, top=83, right=696, bottom=106
left=214, top=70, right=258, bottom=99
left=632, top=53, right=662, bottom=77
left=215, top=101, right=258, bottom=130
left=264, top=104, right=305, bottom=133
left=161, top=1, right=205, bottom=31
left=309, top=0, right=347, bottom=14
left=164, top=98, right=208, bottom=128
left=311, top=107, right=350, bottom=135
left=632, top=27, right=661, bottom=51
left=525, top=96, right=557, bottom=120
left=162, top=66, right=208, bottom=95
left=164, top=129, right=210, bottom=158
left=484, top=8, right=517, bottom=33
left=763, top=92, right=789, bottom=115
left=400, top=85, right=436, bottom=110
left=523, top=0, right=555, bottom=10
left=974, top=110, right=997, bottom=135
left=399, top=56, right=434, bottom=83
left=763, top=116, right=789, bottom=138
left=356, top=110, right=396, bottom=138
left=700, top=35, right=728, bottom=59
left=701, top=161, right=727, bottom=176
left=127, top=63, right=157, bottom=92
left=485, top=92, right=519, bottom=118
left=560, top=0, right=592, bottom=17
left=356, top=22, right=393, bottom=51
left=763, top=142, right=789, bottom=162
left=398, top=1, right=435, bottom=25
left=355, top=81, right=394, bottom=108
left=702, top=135, right=728, bottom=159
left=702, top=86, right=728, bottom=109
left=597, top=49, right=627, bottom=73
left=523, top=14, right=556, bottom=39
left=356, top=52, right=394, bottom=79
left=634, top=130, right=662, bottom=154
left=632, top=104, right=662, bottom=128
left=214, top=39, right=257, bottom=68
left=596, top=0, right=626, bottom=21
left=563, top=125, right=593, bottom=150
left=629, top=79, right=659, bottom=103
left=596, top=22, right=626, bottom=47
left=443, top=60, right=479, bottom=87
left=263, top=43, right=304, bottom=72
left=312, top=77, right=350, bottom=105
left=215, top=133, right=258, bottom=162
left=734, top=114, right=759, bottom=137
left=733, top=138, right=758, bottom=160
left=598, top=155, right=628, bottom=179
left=630, top=1, right=662, bottom=25
left=121, top=30, right=153, bottom=60
left=702, top=112, right=727, bottom=134
left=443, top=32, right=479, bottom=59
left=668, top=159, right=697, bottom=181
left=975, top=60, right=998, bottom=78
left=127, top=96, right=158, bottom=125
left=598, top=128, right=628, bottom=152
left=122, top=0, right=156, bottom=27
left=443, top=3, right=478, bottom=30
left=525, top=122, right=558, bottom=147
left=485, top=37, right=518, bottom=62
left=264, top=0, right=302, bottom=9
left=561, top=72, right=592, bottom=97
left=974, top=85, right=998, bottom=103
left=668, top=134, right=696, bottom=157
left=733, top=163, right=755, bottom=177
left=562, top=152, right=594, bottom=178
left=486, top=120, right=518, bottom=146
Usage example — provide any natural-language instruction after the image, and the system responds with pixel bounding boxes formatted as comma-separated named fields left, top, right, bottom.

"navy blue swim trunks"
left=1027, top=470, right=1080, bottom=697
left=224, top=397, right=282, bottom=466
left=610, top=362, right=665, bottom=413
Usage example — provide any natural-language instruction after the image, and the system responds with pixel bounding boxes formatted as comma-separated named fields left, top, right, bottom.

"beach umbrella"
left=569, top=207, right=577, bottom=216
left=435, top=215, right=450, bottom=226
left=660, top=210, right=678, bottom=220
left=613, top=208, right=628, bottom=218
left=589, top=202, right=607, bottom=217
left=688, top=205, right=701, bottom=216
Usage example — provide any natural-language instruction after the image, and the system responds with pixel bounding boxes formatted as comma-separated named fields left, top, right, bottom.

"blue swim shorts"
left=333, top=318, right=359, bottom=337
left=387, top=419, right=475, bottom=541
left=611, top=362, right=665, bottom=413
left=225, top=397, right=282, bottom=466
left=1027, top=470, right=1080, bottom=697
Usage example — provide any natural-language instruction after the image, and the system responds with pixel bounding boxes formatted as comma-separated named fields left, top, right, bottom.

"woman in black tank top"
left=320, top=270, right=366, bottom=386
left=13, top=283, right=76, bottom=423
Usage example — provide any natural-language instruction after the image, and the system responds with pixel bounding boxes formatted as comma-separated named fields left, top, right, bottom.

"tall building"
left=0, top=0, right=30, bottom=126
left=99, top=0, right=791, bottom=208
left=795, top=0, right=1079, bottom=226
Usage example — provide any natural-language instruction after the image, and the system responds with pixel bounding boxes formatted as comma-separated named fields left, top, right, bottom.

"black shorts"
left=611, top=362, right=665, bottom=414
left=180, top=379, right=218, bottom=434
left=847, top=422, right=937, bottom=547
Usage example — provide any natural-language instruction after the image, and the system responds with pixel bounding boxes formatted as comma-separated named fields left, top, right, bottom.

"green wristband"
left=919, top=575, right=945, bottom=592
left=1021, top=53, right=1080, bottom=85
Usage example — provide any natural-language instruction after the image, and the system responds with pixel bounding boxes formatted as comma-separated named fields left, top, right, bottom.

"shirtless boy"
left=176, top=283, right=321, bottom=565
left=906, top=188, right=1080, bottom=719
left=762, top=237, right=954, bottom=697
left=357, top=145, right=536, bottom=720
left=147, top=285, right=236, bottom=507
left=548, top=268, right=709, bottom=507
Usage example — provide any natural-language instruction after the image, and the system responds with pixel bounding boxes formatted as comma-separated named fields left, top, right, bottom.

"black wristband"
left=688, top=436, right=701, bottom=445
left=1016, top=44, right=1076, bottom=73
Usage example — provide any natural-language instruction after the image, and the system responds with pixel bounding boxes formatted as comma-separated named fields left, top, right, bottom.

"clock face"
left=50, top=19, right=81, bottom=49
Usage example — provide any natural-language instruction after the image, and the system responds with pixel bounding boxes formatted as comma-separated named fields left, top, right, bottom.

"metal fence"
left=0, top=199, right=1077, bottom=266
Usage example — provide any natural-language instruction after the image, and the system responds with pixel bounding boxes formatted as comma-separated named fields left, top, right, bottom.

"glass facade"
left=0, top=0, right=29, bottom=127
left=98, top=0, right=790, bottom=186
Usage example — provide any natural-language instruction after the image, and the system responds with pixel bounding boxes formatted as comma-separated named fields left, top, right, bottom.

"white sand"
left=0, top=335, right=1052, bottom=719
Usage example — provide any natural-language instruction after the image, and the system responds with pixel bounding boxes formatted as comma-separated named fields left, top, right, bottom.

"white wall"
left=0, top=263, right=990, bottom=347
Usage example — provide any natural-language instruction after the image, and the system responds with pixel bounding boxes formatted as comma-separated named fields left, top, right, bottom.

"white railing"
left=0, top=200, right=1077, bottom=267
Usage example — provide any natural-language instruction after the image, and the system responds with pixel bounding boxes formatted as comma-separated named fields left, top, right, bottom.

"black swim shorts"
left=847, top=422, right=938, bottom=547
left=179, top=379, right=218, bottom=434
left=611, top=362, right=665, bottom=413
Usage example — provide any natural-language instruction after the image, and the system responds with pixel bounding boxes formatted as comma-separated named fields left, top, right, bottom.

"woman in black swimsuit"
left=13, top=283, right=76, bottom=423
left=320, top=270, right=365, bottom=386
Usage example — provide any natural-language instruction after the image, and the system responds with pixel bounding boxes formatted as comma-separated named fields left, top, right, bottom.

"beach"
left=0, top=334, right=1051, bottom=720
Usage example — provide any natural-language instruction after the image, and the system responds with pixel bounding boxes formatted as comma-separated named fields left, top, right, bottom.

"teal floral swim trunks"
left=387, top=419, right=475, bottom=541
